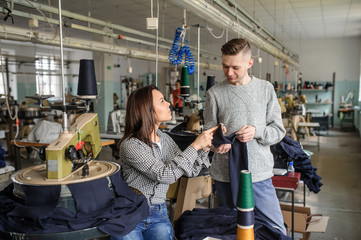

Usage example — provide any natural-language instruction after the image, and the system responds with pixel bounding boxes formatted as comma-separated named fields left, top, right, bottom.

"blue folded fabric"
left=0, top=170, right=149, bottom=236
left=174, top=207, right=291, bottom=240
left=212, top=124, right=248, bottom=207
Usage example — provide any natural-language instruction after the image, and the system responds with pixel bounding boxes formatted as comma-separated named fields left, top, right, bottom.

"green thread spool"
left=180, top=66, right=190, bottom=97
left=236, top=170, right=255, bottom=209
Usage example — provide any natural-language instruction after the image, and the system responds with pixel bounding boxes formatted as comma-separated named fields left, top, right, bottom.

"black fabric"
left=271, top=136, right=323, bottom=193
left=174, top=207, right=291, bottom=240
left=0, top=170, right=149, bottom=236
left=212, top=125, right=248, bottom=207
left=165, top=131, right=197, bottom=151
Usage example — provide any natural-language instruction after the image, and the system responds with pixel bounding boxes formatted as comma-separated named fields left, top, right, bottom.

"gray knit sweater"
left=204, top=76, right=285, bottom=183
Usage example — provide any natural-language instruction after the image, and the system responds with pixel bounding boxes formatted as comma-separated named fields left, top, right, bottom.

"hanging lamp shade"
left=77, top=59, right=97, bottom=99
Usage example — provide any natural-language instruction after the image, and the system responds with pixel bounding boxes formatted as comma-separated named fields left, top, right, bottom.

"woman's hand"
left=214, top=143, right=231, bottom=154
left=191, top=126, right=218, bottom=151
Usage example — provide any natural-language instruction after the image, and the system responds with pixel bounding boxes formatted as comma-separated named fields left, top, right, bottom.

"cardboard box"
left=280, top=204, right=329, bottom=240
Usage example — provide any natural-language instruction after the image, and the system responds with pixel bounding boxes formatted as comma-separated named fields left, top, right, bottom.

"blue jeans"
left=110, top=202, right=174, bottom=240
left=214, top=178, right=286, bottom=234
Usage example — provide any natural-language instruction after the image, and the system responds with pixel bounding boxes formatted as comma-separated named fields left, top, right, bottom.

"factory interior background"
left=0, top=0, right=360, bottom=239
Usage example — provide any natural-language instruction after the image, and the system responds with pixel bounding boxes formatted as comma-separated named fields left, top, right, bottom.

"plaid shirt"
left=119, top=130, right=210, bottom=204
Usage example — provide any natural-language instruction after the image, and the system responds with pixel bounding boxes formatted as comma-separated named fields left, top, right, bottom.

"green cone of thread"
left=180, top=66, right=189, bottom=86
left=236, top=170, right=255, bottom=209
left=180, top=66, right=190, bottom=97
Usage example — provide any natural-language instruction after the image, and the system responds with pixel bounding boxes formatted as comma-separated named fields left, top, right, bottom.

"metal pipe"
left=9, top=0, right=219, bottom=58
left=0, top=25, right=223, bottom=71
left=197, top=25, right=200, bottom=102
left=58, top=0, right=68, bottom=132
left=221, top=0, right=293, bottom=57
left=171, top=0, right=299, bottom=67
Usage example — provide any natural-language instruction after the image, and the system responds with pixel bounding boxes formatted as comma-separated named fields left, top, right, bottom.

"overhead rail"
left=171, top=0, right=299, bottom=67
left=213, top=0, right=298, bottom=61
left=8, top=0, right=219, bottom=58
left=0, top=25, right=222, bottom=71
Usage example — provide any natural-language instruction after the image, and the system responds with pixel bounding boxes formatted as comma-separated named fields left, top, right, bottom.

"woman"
left=112, top=85, right=218, bottom=240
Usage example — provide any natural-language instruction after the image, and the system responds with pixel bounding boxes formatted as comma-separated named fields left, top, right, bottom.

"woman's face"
left=152, top=89, right=172, bottom=125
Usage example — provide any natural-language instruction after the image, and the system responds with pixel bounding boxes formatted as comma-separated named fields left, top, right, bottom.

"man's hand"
left=215, top=143, right=232, bottom=154
left=236, top=125, right=256, bottom=142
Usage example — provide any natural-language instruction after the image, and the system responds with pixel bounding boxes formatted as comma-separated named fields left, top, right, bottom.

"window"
left=35, top=56, right=62, bottom=97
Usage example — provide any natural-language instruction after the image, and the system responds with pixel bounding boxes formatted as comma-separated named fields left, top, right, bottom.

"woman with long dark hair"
left=111, top=85, right=218, bottom=240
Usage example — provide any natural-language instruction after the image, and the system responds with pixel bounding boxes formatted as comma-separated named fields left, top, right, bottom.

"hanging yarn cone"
left=206, top=75, right=215, bottom=92
left=236, top=170, right=255, bottom=240
left=78, top=59, right=97, bottom=99
left=180, top=66, right=190, bottom=98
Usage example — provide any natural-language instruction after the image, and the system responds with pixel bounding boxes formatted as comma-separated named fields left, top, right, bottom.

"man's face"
left=222, top=51, right=254, bottom=85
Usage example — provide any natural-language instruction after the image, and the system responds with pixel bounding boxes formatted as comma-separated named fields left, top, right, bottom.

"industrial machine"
left=12, top=112, right=119, bottom=184
left=0, top=5, right=150, bottom=239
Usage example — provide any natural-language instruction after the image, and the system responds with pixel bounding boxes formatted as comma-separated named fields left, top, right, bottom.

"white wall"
left=299, top=37, right=360, bottom=83
left=297, top=37, right=361, bottom=127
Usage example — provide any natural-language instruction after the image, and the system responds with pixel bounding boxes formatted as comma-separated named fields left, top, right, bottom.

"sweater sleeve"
left=253, top=84, right=286, bottom=145
left=165, top=133, right=210, bottom=177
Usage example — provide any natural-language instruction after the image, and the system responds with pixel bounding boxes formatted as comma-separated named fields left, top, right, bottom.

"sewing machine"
left=45, top=112, right=102, bottom=179
left=12, top=112, right=119, bottom=185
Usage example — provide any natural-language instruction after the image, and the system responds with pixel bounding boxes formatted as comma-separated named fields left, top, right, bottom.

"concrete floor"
left=300, top=129, right=361, bottom=240
left=1, top=128, right=360, bottom=239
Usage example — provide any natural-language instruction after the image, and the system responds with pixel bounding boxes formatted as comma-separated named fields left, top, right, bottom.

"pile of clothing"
left=271, top=136, right=323, bottom=193
left=174, top=207, right=291, bottom=240
left=0, top=170, right=148, bottom=236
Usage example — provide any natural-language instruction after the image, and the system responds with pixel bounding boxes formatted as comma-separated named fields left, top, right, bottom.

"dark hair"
left=221, top=38, right=251, bottom=56
left=120, top=85, right=158, bottom=147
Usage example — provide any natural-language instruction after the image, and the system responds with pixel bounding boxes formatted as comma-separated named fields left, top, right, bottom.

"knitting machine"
left=12, top=112, right=119, bottom=186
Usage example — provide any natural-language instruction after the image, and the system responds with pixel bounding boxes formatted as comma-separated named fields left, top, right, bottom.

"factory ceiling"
left=0, top=0, right=360, bottom=66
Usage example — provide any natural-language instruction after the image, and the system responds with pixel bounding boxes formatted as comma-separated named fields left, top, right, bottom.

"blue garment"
left=111, top=203, right=173, bottom=240
left=174, top=207, right=291, bottom=240
left=211, top=124, right=248, bottom=207
left=0, top=170, right=149, bottom=236
left=214, top=180, right=234, bottom=209
left=271, top=136, right=323, bottom=193
left=215, top=179, right=287, bottom=235
left=211, top=125, right=286, bottom=235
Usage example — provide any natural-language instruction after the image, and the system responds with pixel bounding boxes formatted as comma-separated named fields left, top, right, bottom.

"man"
left=204, top=38, right=287, bottom=234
